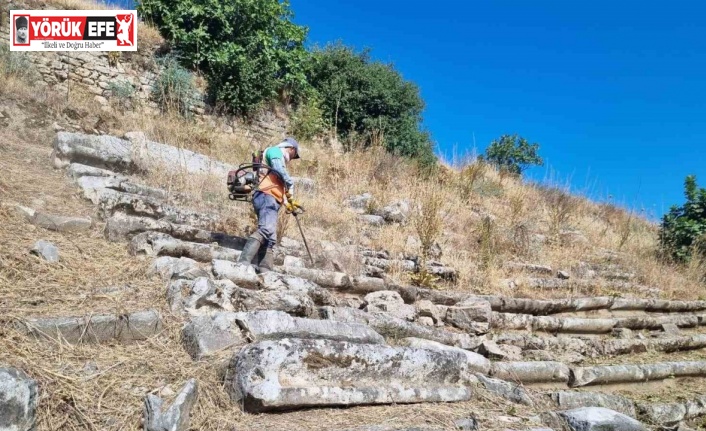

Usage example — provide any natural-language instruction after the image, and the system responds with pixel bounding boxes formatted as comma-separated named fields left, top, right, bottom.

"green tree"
left=305, top=43, right=435, bottom=166
left=481, top=134, right=543, bottom=175
left=138, top=0, right=310, bottom=115
left=660, top=175, right=706, bottom=262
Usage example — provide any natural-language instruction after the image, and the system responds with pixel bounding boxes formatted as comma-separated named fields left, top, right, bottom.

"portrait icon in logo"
left=15, top=16, right=29, bottom=45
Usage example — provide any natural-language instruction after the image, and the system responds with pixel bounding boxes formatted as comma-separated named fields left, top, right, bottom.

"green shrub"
left=0, top=44, right=35, bottom=80
left=289, top=95, right=326, bottom=142
left=138, top=0, right=310, bottom=115
left=152, top=55, right=198, bottom=116
left=305, top=43, right=435, bottom=167
left=660, top=175, right=706, bottom=262
left=107, top=80, right=137, bottom=110
left=481, top=134, right=543, bottom=176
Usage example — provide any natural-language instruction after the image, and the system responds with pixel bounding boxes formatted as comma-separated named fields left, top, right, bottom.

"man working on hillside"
left=238, top=137, right=302, bottom=272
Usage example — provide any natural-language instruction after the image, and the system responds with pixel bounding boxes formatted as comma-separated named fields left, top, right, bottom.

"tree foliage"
left=138, top=0, right=310, bottom=115
left=660, top=175, right=706, bottom=262
left=305, top=44, right=436, bottom=166
left=481, top=134, right=543, bottom=175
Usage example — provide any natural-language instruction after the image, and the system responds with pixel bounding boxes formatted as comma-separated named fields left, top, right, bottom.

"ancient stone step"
left=320, top=307, right=479, bottom=350
left=226, top=338, right=475, bottom=412
left=570, top=361, right=706, bottom=388
left=149, top=256, right=210, bottom=281
left=231, top=287, right=316, bottom=317
left=130, top=231, right=240, bottom=262
left=211, top=260, right=261, bottom=289
left=30, top=211, right=92, bottom=232
left=104, top=213, right=247, bottom=248
left=495, top=333, right=706, bottom=359
left=279, top=266, right=351, bottom=289
left=67, top=162, right=127, bottom=180
left=85, top=187, right=217, bottom=227
left=181, top=313, right=245, bottom=360
left=491, top=312, right=700, bottom=334
left=397, top=337, right=491, bottom=374
left=17, top=309, right=162, bottom=344
left=260, top=272, right=337, bottom=306
left=474, top=374, right=533, bottom=405
left=77, top=174, right=169, bottom=201
left=0, top=367, right=38, bottom=431
left=637, top=395, right=706, bottom=426
left=549, top=391, right=636, bottom=418
left=557, top=407, right=647, bottom=431
left=235, top=310, right=385, bottom=345
left=490, top=361, right=571, bottom=386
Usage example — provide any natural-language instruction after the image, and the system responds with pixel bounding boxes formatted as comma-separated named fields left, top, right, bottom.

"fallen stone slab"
left=557, top=407, right=647, bottom=431
left=18, top=309, right=162, bottom=344
left=321, top=307, right=479, bottom=350
left=167, top=278, right=235, bottom=314
left=637, top=395, right=706, bottom=426
left=614, top=315, right=699, bottom=330
left=30, top=240, right=59, bottom=263
left=478, top=340, right=521, bottom=360
left=149, top=256, right=210, bottom=281
left=260, top=272, right=337, bottom=306
left=550, top=391, right=636, bottom=418
left=130, top=231, right=240, bottom=262
left=351, top=276, right=388, bottom=294
left=30, top=211, right=92, bottom=232
left=53, top=131, right=235, bottom=177
left=181, top=313, right=245, bottom=360
left=0, top=367, right=38, bottom=431
left=445, top=298, right=492, bottom=335
left=227, top=338, right=474, bottom=412
left=364, top=290, right=416, bottom=321
left=280, top=266, right=351, bottom=289
left=86, top=187, right=217, bottom=227
left=144, top=379, right=198, bottom=431
left=570, top=361, right=706, bottom=388
left=490, top=362, right=571, bottom=386
left=232, top=288, right=316, bottom=317
left=212, top=260, right=261, bottom=289
left=67, top=162, right=126, bottom=180
left=397, top=337, right=490, bottom=374
left=474, top=374, right=533, bottom=405
left=359, top=214, right=385, bottom=226
left=76, top=174, right=170, bottom=201
left=236, top=310, right=385, bottom=345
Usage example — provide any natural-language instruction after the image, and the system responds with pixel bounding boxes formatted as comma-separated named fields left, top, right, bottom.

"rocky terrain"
left=2, top=105, right=706, bottom=430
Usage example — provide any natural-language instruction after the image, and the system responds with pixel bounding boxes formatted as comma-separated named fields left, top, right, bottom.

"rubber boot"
left=258, top=248, right=274, bottom=273
left=238, top=233, right=264, bottom=265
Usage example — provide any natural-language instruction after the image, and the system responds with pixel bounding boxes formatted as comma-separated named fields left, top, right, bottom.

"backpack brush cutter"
left=226, top=151, right=314, bottom=264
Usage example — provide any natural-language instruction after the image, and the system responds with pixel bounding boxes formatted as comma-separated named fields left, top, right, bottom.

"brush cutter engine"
left=227, top=164, right=259, bottom=202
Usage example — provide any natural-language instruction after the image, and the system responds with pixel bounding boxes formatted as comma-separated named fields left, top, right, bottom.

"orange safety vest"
left=256, top=149, right=286, bottom=204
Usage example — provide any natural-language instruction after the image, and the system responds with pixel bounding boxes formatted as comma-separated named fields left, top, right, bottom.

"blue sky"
left=115, top=0, right=705, bottom=220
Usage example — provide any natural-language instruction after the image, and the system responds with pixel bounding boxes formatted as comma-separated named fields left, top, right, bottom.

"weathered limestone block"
left=67, top=162, right=126, bottom=180
left=212, top=260, right=261, bottom=289
left=227, top=338, right=474, bottom=412
left=351, top=276, right=388, bottom=293
left=18, top=309, right=162, bottom=344
left=260, top=272, right=337, bottom=306
left=474, top=374, right=533, bottom=405
left=0, top=368, right=38, bottom=431
left=130, top=231, right=240, bottom=262
left=637, top=395, right=706, bottom=426
left=321, top=307, right=479, bottom=350
left=570, top=361, right=706, bottom=388
left=445, top=298, right=492, bottom=334
left=144, top=379, right=198, bottom=431
left=490, top=362, right=571, bottom=385
left=181, top=313, right=245, bottom=360
left=504, top=262, right=553, bottom=275
left=550, top=391, right=636, bottom=418
left=397, top=337, right=491, bottom=374
left=149, top=256, right=209, bottom=281
left=30, top=240, right=59, bottom=263
left=231, top=288, right=316, bottom=317
left=532, top=316, right=615, bottom=334
left=236, top=310, right=384, bottom=344
left=30, top=211, right=92, bottom=232
left=557, top=407, right=647, bottom=431
left=77, top=174, right=169, bottom=200
left=167, top=278, right=234, bottom=314
left=280, top=266, right=351, bottom=289
left=364, top=291, right=416, bottom=321
left=614, top=315, right=699, bottom=330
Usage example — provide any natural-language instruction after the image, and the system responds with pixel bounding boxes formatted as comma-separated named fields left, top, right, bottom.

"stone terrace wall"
left=0, top=18, right=288, bottom=146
